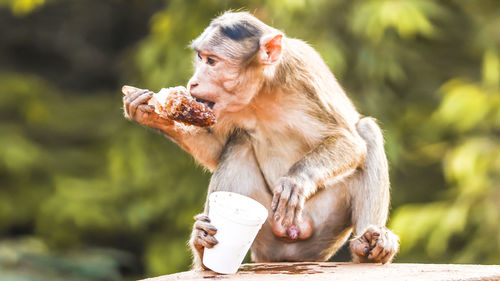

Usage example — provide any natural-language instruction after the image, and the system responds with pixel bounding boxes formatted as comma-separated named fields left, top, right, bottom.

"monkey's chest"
left=250, top=132, right=312, bottom=189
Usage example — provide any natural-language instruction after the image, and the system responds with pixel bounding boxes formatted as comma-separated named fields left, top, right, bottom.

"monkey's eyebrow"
left=191, top=47, right=218, bottom=59
left=197, top=51, right=225, bottom=62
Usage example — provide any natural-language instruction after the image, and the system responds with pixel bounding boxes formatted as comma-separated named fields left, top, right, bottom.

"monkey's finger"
left=130, top=92, right=153, bottom=119
left=122, top=85, right=141, bottom=95
left=350, top=235, right=370, bottom=258
left=194, top=214, right=211, bottom=222
left=271, top=195, right=278, bottom=212
left=196, top=233, right=218, bottom=248
left=368, top=246, right=384, bottom=262
left=198, top=230, right=218, bottom=245
left=292, top=199, right=305, bottom=226
left=271, top=185, right=283, bottom=212
left=124, top=89, right=147, bottom=105
left=275, top=187, right=291, bottom=222
left=368, top=237, right=385, bottom=260
left=137, top=104, right=155, bottom=113
left=283, top=205, right=295, bottom=228
left=283, top=192, right=299, bottom=227
left=132, top=91, right=153, bottom=109
left=381, top=249, right=395, bottom=264
left=123, top=106, right=131, bottom=119
left=363, top=227, right=379, bottom=247
left=379, top=249, right=391, bottom=264
left=194, top=220, right=217, bottom=235
left=123, top=90, right=147, bottom=117
left=193, top=234, right=215, bottom=249
left=194, top=221, right=217, bottom=235
left=370, top=232, right=380, bottom=248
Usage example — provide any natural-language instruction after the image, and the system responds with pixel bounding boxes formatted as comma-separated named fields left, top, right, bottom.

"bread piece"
left=122, top=85, right=216, bottom=127
left=150, top=86, right=216, bottom=127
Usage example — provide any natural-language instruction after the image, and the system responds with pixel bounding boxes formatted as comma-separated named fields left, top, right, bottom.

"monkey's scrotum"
left=270, top=214, right=314, bottom=241
left=122, top=85, right=216, bottom=127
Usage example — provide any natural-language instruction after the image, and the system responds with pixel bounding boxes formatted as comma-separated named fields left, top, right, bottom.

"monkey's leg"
left=189, top=130, right=271, bottom=269
left=349, top=117, right=399, bottom=264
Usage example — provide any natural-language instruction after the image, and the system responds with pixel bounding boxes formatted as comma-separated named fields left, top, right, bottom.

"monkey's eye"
left=207, top=57, right=217, bottom=66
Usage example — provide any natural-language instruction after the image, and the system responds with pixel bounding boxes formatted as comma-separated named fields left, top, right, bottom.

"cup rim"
left=208, top=191, right=268, bottom=226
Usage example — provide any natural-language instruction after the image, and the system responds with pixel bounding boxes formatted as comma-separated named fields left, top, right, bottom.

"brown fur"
left=122, top=11, right=399, bottom=268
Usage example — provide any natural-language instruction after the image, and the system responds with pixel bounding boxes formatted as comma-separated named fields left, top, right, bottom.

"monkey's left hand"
left=271, top=176, right=313, bottom=240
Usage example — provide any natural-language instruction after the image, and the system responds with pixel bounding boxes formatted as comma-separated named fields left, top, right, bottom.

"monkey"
left=122, top=11, right=400, bottom=268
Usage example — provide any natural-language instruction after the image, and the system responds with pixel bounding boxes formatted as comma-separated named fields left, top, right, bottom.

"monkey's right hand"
left=122, top=88, right=174, bottom=129
left=189, top=214, right=218, bottom=254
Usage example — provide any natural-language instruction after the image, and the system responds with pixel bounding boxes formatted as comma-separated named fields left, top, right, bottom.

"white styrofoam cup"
left=202, top=191, right=268, bottom=274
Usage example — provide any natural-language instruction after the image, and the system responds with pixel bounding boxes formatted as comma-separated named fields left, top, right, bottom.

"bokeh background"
left=1, top=0, right=499, bottom=280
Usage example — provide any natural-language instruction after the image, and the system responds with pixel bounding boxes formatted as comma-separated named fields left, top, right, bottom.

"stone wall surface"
left=142, top=262, right=500, bottom=281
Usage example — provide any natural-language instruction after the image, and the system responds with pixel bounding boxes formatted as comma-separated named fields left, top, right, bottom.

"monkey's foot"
left=350, top=226, right=399, bottom=264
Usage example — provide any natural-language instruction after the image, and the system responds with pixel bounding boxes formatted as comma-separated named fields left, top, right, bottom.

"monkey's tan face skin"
left=188, top=51, right=261, bottom=117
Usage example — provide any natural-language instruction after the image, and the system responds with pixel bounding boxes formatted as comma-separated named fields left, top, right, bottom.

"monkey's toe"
left=350, top=233, right=371, bottom=260
left=350, top=226, right=399, bottom=264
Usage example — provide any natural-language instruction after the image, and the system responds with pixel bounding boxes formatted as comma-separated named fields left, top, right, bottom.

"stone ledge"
left=142, top=262, right=500, bottom=281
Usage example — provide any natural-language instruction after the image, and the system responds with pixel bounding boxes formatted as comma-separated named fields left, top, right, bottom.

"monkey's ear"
left=259, top=33, right=283, bottom=65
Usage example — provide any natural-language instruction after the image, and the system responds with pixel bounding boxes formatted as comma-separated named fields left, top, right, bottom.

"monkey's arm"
left=291, top=129, right=367, bottom=191
left=157, top=124, right=225, bottom=171
left=272, top=129, right=367, bottom=225
left=123, top=89, right=225, bottom=171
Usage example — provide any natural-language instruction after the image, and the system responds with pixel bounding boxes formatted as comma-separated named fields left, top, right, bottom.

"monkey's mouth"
left=193, top=96, right=215, bottom=110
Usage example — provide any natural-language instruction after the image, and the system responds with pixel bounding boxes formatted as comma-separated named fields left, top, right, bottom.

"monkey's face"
left=187, top=51, right=262, bottom=117
left=187, top=15, right=283, bottom=117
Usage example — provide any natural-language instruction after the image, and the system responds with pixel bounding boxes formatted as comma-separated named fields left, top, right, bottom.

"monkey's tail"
left=351, top=117, right=391, bottom=235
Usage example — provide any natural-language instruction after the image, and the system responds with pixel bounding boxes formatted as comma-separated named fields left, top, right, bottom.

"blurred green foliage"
left=0, top=0, right=499, bottom=279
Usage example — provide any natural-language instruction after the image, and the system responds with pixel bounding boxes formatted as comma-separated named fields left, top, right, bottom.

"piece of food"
left=121, top=85, right=216, bottom=127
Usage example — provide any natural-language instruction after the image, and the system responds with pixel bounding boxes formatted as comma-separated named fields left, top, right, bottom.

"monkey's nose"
left=189, top=82, right=199, bottom=91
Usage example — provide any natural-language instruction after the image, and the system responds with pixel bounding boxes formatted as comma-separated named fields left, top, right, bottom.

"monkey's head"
left=188, top=12, right=283, bottom=117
